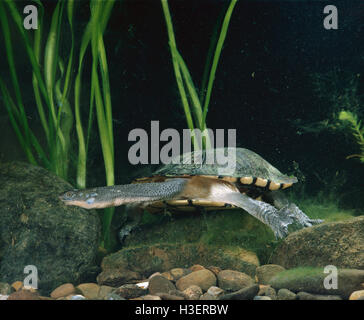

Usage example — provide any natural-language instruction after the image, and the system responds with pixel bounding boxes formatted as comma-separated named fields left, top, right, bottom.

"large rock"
left=269, top=267, right=364, bottom=299
left=121, top=209, right=275, bottom=269
left=0, top=162, right=101, bottom=295
left=272, top=216, right=364, bottom=269
left=97, top=243, right=259, bottom=287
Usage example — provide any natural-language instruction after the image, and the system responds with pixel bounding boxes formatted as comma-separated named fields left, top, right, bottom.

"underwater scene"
left=0, top=0, right=363, bottom=309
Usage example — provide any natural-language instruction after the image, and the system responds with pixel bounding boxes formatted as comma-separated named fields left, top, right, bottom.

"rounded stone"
left=7, top=289, right=40, bottom=300
left=272, top=216, right=364, bottom=270
left=113, top=284, right=147, bottom=299
left=169, top=268, right=191, bottom=281
left=50, top=283, right=76, bottom=299
left=349, top=290, right=364, bottom=300
left=277, top=288, right=296, bottom=300
left=182, top=285, right=203, bottom=300
left=68, top=295, right=86, bottom=300
left=200, top=292, right=217, bottom=300
left=76, top=283, right=100, bottom=300
left=11, top=281, right=23, bottom=292
left=148, top=275, right=176, bottom=295
left=155, top=293, right=185, bottom=300
left=139, top=295, right=162, bottom=300
left=176, top=269, right=216, bottom=292
left=97, top=285, right=115, bottom=299
left=217, top=270, right=255, bottom=292
left=0, top=162, right=100, bottom=296
left=207, top=286, right=224, bottom=298
left=258, top=285, right=277, bottom=300
left=0, top=283, right=12, bottom=295
left=189, top=265, right=205, bottom=272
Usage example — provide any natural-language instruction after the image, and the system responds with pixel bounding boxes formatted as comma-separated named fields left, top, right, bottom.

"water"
left=0, top=0, right=363, bottom=302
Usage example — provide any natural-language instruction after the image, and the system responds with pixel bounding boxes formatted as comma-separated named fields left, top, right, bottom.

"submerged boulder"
left=272, top=215, right=364, bottom=270
left=269, top=267, right=364, bottom=299
left=97, top=243, right=259, bottom=287
left=0, top=162, right=101, bottom=295
left=98, top=208, right=278, bottom=287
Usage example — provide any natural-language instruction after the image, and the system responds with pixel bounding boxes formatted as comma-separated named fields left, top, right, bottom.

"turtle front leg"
left=215, top=192, right=323, bottom=238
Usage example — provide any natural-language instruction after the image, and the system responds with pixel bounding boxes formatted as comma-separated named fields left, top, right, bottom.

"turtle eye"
left=62, top=191, right=75, bottom=200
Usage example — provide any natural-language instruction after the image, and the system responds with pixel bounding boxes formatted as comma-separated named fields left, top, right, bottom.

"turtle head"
left=59, top=189, right=98, bottom=208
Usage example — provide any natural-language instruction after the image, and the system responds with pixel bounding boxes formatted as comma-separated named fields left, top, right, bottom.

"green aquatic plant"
left=338, top=110, right=364, bottom=163
left=0, top=0, right=115, bottom=250
left=161, top=0, right=237, bottom=150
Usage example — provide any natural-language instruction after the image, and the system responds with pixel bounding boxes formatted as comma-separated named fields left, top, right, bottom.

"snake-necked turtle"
left=60, top=147, right=322, bottom=238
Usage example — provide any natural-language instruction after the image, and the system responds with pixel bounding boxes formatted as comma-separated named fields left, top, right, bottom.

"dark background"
left=1, top=0, right=363, bottom=210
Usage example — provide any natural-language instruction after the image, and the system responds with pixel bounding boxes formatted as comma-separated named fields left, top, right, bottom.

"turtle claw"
left=272, top=223, right=289, bottom=239
left=272, top=204, right=324, bottom=238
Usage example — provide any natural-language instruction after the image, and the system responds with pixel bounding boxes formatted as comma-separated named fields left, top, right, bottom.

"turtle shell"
left=134, top=148, right=297, bottom=192
left=154, top=147, right=296, bottom=186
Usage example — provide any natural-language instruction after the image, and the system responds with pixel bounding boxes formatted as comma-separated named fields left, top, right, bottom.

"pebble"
left=219, top=284, right=260, bottom=300
left=207, top=266, right=222, bottom=276
left=98, top=285, right=115, bottom=299
left=200, top=292, right=218, bottom=300
left=104, top=293, right=126, bottom=300
left=217, top=270, right=255, bottom=292
left=189, top=264, right=205, bottom=272
left=50, top=283, right=76, bottom=299
left=160, top=271, right=174, bottom=281
left=7, top=289, right=40, bottom=300
left=0, top=283, right=12, bottom=295
left=113, top=284, right=147, bottom=299
left=277, top=288, right=297, bottom=300
left=96, top=269, right=141, bottom=287
left=258, top=285, right=277, bottom=300
left=176, top=269, right=216, bottom=292
left=148, top=272, right=162, bottom=279
left=11, top=281, right=23, bottom=292
left=148, top=275, right=176, bottom=295
left=138, top=294, right=162, bottom=300
left=207, top=286, right=224, bottom=298
left=182, top=285, right=203, bottom=300
left=6, top=263, right=361, bottom=300
left=76, top=283, right=100, bottom=300
left=69, top=295, right=86, bottom=300
left=170, top=268, right=191, bottom=281
left=155, top=292, right=185, bottom=300
left=349, top=290, right=364, bottom=300
left=168, top=289, right=188, bottom=299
